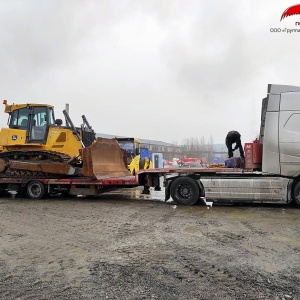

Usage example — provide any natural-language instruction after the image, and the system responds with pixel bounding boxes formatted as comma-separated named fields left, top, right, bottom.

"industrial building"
left=97, top=133, right=227, bottom=164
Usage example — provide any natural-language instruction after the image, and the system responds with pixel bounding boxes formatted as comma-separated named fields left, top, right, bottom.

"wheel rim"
left=177, top=184, right=193, bottom=199
left=29, top=184, right=42, bottom=198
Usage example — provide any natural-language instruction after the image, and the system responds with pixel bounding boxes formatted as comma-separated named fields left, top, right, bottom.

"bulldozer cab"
left=0, top=100, right=97, bottom=157
left=8, top=105, right=56, bottom=143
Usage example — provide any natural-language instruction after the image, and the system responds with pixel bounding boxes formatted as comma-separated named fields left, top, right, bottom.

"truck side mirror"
left=55, top=119, right=63, bottom=126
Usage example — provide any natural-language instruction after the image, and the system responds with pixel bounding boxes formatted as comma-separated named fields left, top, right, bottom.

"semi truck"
left=0, top=84, right=300, bottom=208
left=140, top=84, right=300, bottom=207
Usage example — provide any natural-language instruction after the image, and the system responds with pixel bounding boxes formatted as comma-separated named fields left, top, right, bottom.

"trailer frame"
left=0, top=167, right=298, bottom=207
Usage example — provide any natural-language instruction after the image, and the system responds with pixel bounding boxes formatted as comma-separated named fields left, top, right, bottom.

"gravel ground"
left=0, top=187, right=299, bottom=300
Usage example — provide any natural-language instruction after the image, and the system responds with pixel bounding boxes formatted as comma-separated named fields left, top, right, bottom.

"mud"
left=0, top=187, right=299, bottom=300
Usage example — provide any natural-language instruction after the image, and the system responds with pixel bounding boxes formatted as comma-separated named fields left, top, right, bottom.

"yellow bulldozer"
left=0, top=100, right=130, bottom=179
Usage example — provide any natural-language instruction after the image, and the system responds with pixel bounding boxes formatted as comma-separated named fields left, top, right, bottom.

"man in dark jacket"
left=225, top=130, right=245, bottom=158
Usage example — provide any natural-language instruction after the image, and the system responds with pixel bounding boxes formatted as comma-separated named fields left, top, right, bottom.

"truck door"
left=279, top=91, right=300, bottom=176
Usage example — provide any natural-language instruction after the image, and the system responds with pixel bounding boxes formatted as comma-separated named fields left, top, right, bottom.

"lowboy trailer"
left=0, top=176, right=138, bottom=200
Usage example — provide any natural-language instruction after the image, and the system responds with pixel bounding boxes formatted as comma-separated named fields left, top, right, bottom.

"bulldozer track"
left=0, top=168, right=61, bottom=179
left=0, top=150, right=71, bottom=162
left=0, top=150, right=72, bottom=178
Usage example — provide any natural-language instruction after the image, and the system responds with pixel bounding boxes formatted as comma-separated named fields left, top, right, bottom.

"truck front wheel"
left=292, top=180, right=300, bottom=207
left=27, top=181, right=47, bottom=200
left=170, top=177, right=200, bottom=205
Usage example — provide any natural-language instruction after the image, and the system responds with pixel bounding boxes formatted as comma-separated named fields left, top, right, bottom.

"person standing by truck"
left=225, top=130, right=245, bottom=158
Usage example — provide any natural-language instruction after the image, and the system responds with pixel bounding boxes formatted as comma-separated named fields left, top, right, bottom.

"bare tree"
left=180, top=136, right=215, bottom=162
left=206, top=135, right=215, bottom=164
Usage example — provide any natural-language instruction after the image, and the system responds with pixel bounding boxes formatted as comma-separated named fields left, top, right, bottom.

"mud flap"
left=81, top=138, right=131, bottom=179
left=164, top=178, right=173, bottom=201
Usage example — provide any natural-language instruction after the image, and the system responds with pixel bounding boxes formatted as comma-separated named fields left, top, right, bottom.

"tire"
left=27, top=181, right=47, bottom=200
left=292, top=180, right=300, bottom=207
left=170, top=177, right=200, bottom=206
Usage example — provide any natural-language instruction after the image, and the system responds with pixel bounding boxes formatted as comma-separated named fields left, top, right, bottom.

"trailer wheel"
left=292, top=180, right=300, bottom=207
left=170, top=177, right=200, bottom=206
left=27, top=181, right=47, bottom=200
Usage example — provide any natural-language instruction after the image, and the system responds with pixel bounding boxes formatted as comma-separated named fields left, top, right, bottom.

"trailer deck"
left=138, top=167, right=261, bottom=175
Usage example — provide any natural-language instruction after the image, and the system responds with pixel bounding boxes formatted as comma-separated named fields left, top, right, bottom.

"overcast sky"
left=0, top=0, right=299, bottom=144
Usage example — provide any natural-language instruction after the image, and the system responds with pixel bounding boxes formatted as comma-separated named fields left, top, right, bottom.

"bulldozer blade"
left=81, top=138, right=131, bottom=179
